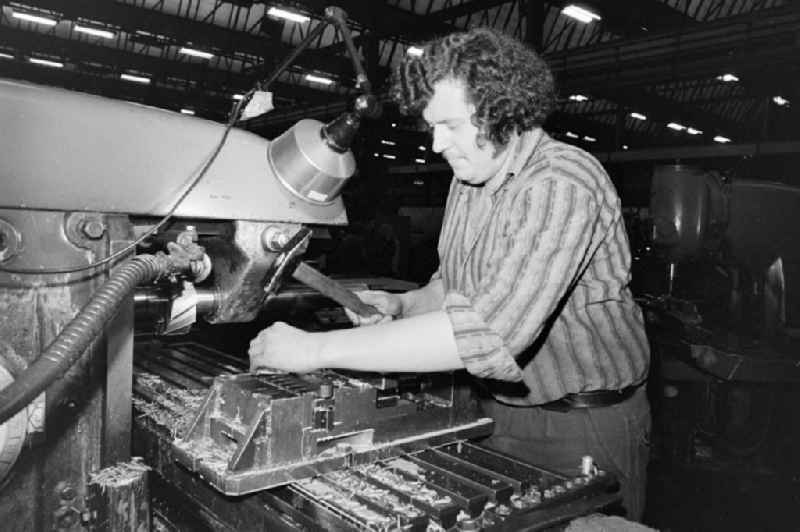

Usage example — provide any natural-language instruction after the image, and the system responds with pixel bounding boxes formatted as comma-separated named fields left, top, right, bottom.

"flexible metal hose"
left=0, top=254, right=173, bottom=425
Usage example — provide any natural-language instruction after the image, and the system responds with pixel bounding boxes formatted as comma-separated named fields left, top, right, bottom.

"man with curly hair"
left=249, top=27, right=651, bottom=520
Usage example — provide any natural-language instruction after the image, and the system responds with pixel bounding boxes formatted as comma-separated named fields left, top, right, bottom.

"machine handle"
left=291, top=261, right=381, bottom=318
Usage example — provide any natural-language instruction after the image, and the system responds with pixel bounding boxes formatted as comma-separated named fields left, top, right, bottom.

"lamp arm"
left=324, top=7, right=372, bottom=94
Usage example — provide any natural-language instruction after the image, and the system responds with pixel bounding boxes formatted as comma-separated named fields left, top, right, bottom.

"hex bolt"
left=81, top=219, right=106, bottom=240
left=261, top=226, right=289, bottom=252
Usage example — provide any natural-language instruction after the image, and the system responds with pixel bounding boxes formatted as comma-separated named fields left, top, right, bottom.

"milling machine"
left=0, top=11, right=619, bottom=530
left=641, top=164, right=800, bottom=465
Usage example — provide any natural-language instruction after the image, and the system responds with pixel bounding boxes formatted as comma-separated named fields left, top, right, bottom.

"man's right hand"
left=345, top=290, right=403, bottom=326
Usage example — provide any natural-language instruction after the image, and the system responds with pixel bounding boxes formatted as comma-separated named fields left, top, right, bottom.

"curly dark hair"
left=391, top=27, right=556, bottom=147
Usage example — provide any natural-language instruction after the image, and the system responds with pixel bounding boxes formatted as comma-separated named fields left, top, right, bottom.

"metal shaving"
left=328, top=470, right=423, bottom=520
left=296, top=477, right=394, bottom=528
left=90, top=459, right=150, bottom=489
left=364, top=464, right=452, bottom=508
left=133, top=372, right=207, bottom=438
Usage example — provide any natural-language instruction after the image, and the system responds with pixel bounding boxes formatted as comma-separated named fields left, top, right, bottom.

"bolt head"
left=261, top=227, right=289, bottom=251
left=82, top=220, right=106, bottom=239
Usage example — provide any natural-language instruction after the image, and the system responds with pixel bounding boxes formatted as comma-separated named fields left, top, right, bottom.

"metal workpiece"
left=172, top=370, right=493, bottom=495
left=134, top=342, right=619, bottom=531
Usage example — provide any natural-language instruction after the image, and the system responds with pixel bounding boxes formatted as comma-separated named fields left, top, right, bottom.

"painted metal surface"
left=0, top=79, right=347, bottom=225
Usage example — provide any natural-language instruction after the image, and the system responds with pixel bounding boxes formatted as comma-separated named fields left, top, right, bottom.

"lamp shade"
left=267, top=118, right=356, bottom=205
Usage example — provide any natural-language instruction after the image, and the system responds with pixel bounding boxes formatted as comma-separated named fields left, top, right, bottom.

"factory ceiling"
left=1, top=0, right=798, bottom=162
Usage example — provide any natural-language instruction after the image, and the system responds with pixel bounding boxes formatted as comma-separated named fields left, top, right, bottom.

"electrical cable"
left=0, top=91, right=254, bottom=277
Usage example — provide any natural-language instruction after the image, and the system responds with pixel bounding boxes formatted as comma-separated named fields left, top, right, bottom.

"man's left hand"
left=248, top=322, right=323, bottom=373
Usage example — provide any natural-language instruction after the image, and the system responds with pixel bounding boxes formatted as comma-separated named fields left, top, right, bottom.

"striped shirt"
left=434, top=128, right=650, bottom=406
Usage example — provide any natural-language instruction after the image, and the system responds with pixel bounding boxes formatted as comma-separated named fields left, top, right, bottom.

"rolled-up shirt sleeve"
left=445, top=176, right=600, bottom=382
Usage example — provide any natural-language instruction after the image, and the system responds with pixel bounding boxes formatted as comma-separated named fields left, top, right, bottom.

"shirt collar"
left=483, top=127, right=547, bottom=197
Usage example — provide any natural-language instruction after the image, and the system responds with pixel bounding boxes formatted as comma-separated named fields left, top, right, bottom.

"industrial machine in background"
left=639, top=164, right=800, bottom=466
left=0, top=9, right=618, bottom=531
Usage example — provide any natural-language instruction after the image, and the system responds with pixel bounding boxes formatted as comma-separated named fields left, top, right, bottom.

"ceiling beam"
left=583, top=0, right=696, bottom=37
left=296, top=0, right=458, bottom=40
left=548, top=4, right=800, bottom=140
left=547, top=3, right=799, bottom=89
left=0, top=27, right=343, bottom=108
left=9, top=0, right=354, bottom=76
left=428, top=0, right=515, bottom=22
left=593, top=87, right=755, bottom=140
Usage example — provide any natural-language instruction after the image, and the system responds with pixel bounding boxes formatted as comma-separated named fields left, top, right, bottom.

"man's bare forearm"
left=317, top=310, right=462, bottom=372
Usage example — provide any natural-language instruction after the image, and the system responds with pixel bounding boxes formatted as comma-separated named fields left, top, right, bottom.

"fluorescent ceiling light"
left=267, top=7, right=310, bottom=24
left=179, top=47, right=214, bottom=59
left=716, top=73, right=739, bottom=82
left=666, top=122, right=685, bottom=131
left=713, top=135, right=731, bottom=143
left=74, top=25, right=115, bottom=39
left=622, top=144, right=629, bottom=150
left=0, top=53, right=13, bottom=60
left=382, top=154, right=397, bottom=160
left=407, top=46, right=424, bottom=57
left=418, top=145, right=426, bottom=151
left=686, top=127, right=703, bottom=135
left=413, top=179, right=425, bottom=186
left=29, top=57, right=63, bottom=68
left=630, top=112, right=647, bottom=121
left=180, top=108, right=195, bottom=115
left=561, top=5, right=601, bottom=23
left=773, top=96, right=789, bottom=106
left=565, top=131, right=579, bottom=139
left=305, top=74, right=334, bottom=85
left=583, top=135, right=596, bottom=142
left=391, top=122, right=397, bottom=128
left=414, top=158, right=426, bottom=164
left=12, top=12, right=58, bottom=26
left=380, top=139, right=396, bottom=146
left=569, top=94, right=589, bottom=102
left=121, top=73, right=151, bottom=84
left=232, top=94, right=244, bottom=100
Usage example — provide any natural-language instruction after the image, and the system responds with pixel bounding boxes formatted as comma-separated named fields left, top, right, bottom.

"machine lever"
left=263, top=228, right=380, bottom=319
left=291, top=261, right=380, bottom=318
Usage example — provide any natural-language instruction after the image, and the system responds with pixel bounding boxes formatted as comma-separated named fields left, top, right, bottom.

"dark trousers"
left=481, top=386, right=651, bottom=521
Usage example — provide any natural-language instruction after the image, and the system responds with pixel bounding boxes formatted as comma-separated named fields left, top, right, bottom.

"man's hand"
left=248, top=322, right=323, bottom=373
left=344, top=290, right=403, bottom=326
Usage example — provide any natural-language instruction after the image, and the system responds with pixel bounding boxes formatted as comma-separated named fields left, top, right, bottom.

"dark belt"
left=540, top=385, right=638, bottom=412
